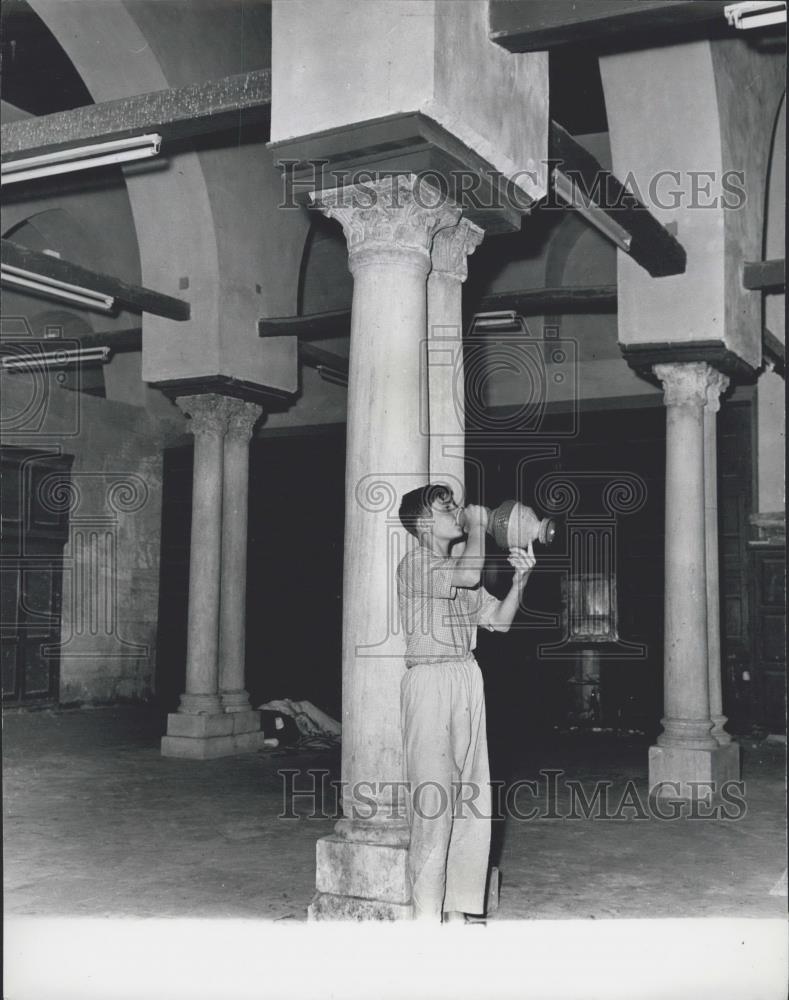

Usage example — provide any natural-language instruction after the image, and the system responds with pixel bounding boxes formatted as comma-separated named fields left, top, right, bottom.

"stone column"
left=427, top=219, right=484, bottom=501
left=703, top=372, right=741, bottom=778
left=704, top=371, right=729, bottom=742
left=173, top=394, right=227, bottom=716
left=648, top=363, right=738, bottom=797
left=309, top=175, right=460, bottom=919
left=162, top=394, right=267, bottom=760
left=219, top=398, right=262, bottom=713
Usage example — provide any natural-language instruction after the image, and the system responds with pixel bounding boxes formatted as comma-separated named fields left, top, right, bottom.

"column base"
left=308, top=831, right=412, bottom=921
left=308, top=892, right=412, bottom=921
left=649, top=742, right=741, bottom=798
left=221, top=689, right=252, bottom=713
left=710, top=715, right=733, bottom=745
left=177, top=692, right=223, bottom=714
left=161, top=709, right=264, bottom=759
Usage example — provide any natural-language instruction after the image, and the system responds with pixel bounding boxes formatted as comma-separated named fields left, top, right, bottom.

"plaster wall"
left=271, top=0, right=435, bottom=141
left=601, top=38, right=785, bottom=370
left=127, top=0, right=303, bottom=389
left=1, top=374, right=182, bottom=704
left=710, top=38, right=785, bottom=366
left=29, top=0, right=300, bottom=392
left=271, top=0, right=548, bottom=201
left=600, top=42, right=727, bottom=352
left=2, top=102, right=178, bottom=421
left=757, top=91, right=786, bottom=515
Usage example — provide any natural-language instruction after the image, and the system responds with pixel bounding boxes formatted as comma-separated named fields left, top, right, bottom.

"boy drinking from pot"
left=396, top=483, right=535, bottom=922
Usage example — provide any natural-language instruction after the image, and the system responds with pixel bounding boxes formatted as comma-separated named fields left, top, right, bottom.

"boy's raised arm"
left=451, top=505, right=489, bottom=588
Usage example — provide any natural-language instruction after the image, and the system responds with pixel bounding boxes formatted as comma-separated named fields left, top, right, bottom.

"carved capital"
left=704, top=368, right=730, bottom=414
left=176, top=393, right=230, bottom=437
left=224, top=398, right=263, bottom=442
left=311, top=174, right=460, bottom=273
left=430, top=218, right=485, bottom=282
left=653, top=362, right=711, bottom=409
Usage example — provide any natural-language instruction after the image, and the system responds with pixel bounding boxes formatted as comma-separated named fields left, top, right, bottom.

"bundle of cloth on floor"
left=256, top=698, right=341, bottom=749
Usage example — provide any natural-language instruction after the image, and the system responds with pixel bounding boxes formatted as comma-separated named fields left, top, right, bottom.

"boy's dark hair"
left=398, top=482, right=453, bottom=538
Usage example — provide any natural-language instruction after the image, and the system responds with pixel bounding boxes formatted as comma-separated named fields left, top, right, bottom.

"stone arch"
left=27, top=0, right=222, bottom=377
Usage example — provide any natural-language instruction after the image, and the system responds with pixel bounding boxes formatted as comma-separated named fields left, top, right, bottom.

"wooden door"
left=750, top=547, right=787, bottom=735
left=1, top=448, right=73, bottom=705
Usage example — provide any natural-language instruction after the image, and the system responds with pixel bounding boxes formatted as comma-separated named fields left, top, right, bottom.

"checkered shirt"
left=396, top=544, right=500, bottom=667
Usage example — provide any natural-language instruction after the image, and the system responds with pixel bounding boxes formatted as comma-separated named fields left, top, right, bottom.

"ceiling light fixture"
left=1, top=133, right=162, bottom=186
left=552, top=168, right=633, bottom=253
left=1, top=346, right=112, bottom=371
left=724, top=1, right=786, bottom=29
left=1, top=263, right=115, bottom=312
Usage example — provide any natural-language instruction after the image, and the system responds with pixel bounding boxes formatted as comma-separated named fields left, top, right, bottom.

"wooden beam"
left=489, top=1, right=730, bottom=52
left=475, top=285, right=617, bottom=316
left=743, top=258, right=785, bottom=292
left=550, top=121, right=687, bottom=277
left=261, top=286, right=618, bottom=341
left=1, top=240, right=190, bottom=321
left=763, top=327, right=785, bottom=377
left=72, top=327, right=142, bottom=353
left=1, top=70, right=271, bottom=161
left=259, top=309, right=351, bottom=340
left=298, top=342, right=350, bottom=377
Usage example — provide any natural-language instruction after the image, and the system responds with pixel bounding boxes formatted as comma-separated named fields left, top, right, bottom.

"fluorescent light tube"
left=1, top=346, right=111, bottom=371
left=724, top=2, right=786, bottom=29
left=1, top=263, right=115, bottom=312
left=553, top=168, right=633, bottom=253
left=1, top=133, right=162, bottom=185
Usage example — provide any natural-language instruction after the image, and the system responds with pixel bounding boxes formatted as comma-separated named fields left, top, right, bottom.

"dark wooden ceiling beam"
left=298, top=342, right=350, bottom=378
left=1, top=69, right=271, bottom=161
left=261, top=285, right=618, bottom=341
left=478, top=285, right=618, bottom=316
left=489, top=1, right=730, bottom=52
left=1, top=240, right=190, bottom=320
left=763, top=328, right=785, bottom=377
left=743, top=258, right=785, bottom=292
left=550, top=121, right=687, bottom=277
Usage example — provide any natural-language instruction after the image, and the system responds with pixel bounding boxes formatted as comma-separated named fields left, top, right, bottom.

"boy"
left=396, top=482, right=535, bottom=922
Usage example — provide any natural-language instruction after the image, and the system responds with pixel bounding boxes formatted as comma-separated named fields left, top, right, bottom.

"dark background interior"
left=155, top=398, right=756, bottom=736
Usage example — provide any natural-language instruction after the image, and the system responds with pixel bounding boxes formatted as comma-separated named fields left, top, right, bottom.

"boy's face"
left=421, top=495, right=465, bottom=543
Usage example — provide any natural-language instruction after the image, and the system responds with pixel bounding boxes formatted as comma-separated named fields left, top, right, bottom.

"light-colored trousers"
left=400, top=656, right=491, bottom=919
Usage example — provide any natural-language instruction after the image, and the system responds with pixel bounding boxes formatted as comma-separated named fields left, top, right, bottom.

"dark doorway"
left=246, top=428, right=345, bottom=717
left=155, top=426, right=346, bottom=718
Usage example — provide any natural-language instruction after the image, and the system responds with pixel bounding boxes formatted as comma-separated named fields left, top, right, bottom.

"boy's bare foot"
left=442, top=911, right=467, bottom=924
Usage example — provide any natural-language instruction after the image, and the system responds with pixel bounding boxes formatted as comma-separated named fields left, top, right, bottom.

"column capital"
left=653, top=361, right=711, bottom=409
left=430, top=217, right=485, bottom=282
left=310, top=174, right=460, bottom=273
left=176, top=393, right=230, bottom=437
left=704, top=368, right=730, bottom=414
left=224, top=398, right=263, bottom=443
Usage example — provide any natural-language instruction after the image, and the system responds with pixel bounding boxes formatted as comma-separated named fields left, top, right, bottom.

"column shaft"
left=655, top=363, right=716, bottom=749
left=426, top=219, right=483, bottom=501
left=219, top=400, right=262, bottom=711
left=308, top=176, right=460, bottom=917
left=341, top=251, right=431, bottom=823
left=177, top=394, right=227, bottom=715
left=704, top=372, right=731, bottom=743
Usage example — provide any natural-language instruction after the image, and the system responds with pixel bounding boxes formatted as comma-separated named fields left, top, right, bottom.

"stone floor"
left=3, top=706, right=786, bottom=922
